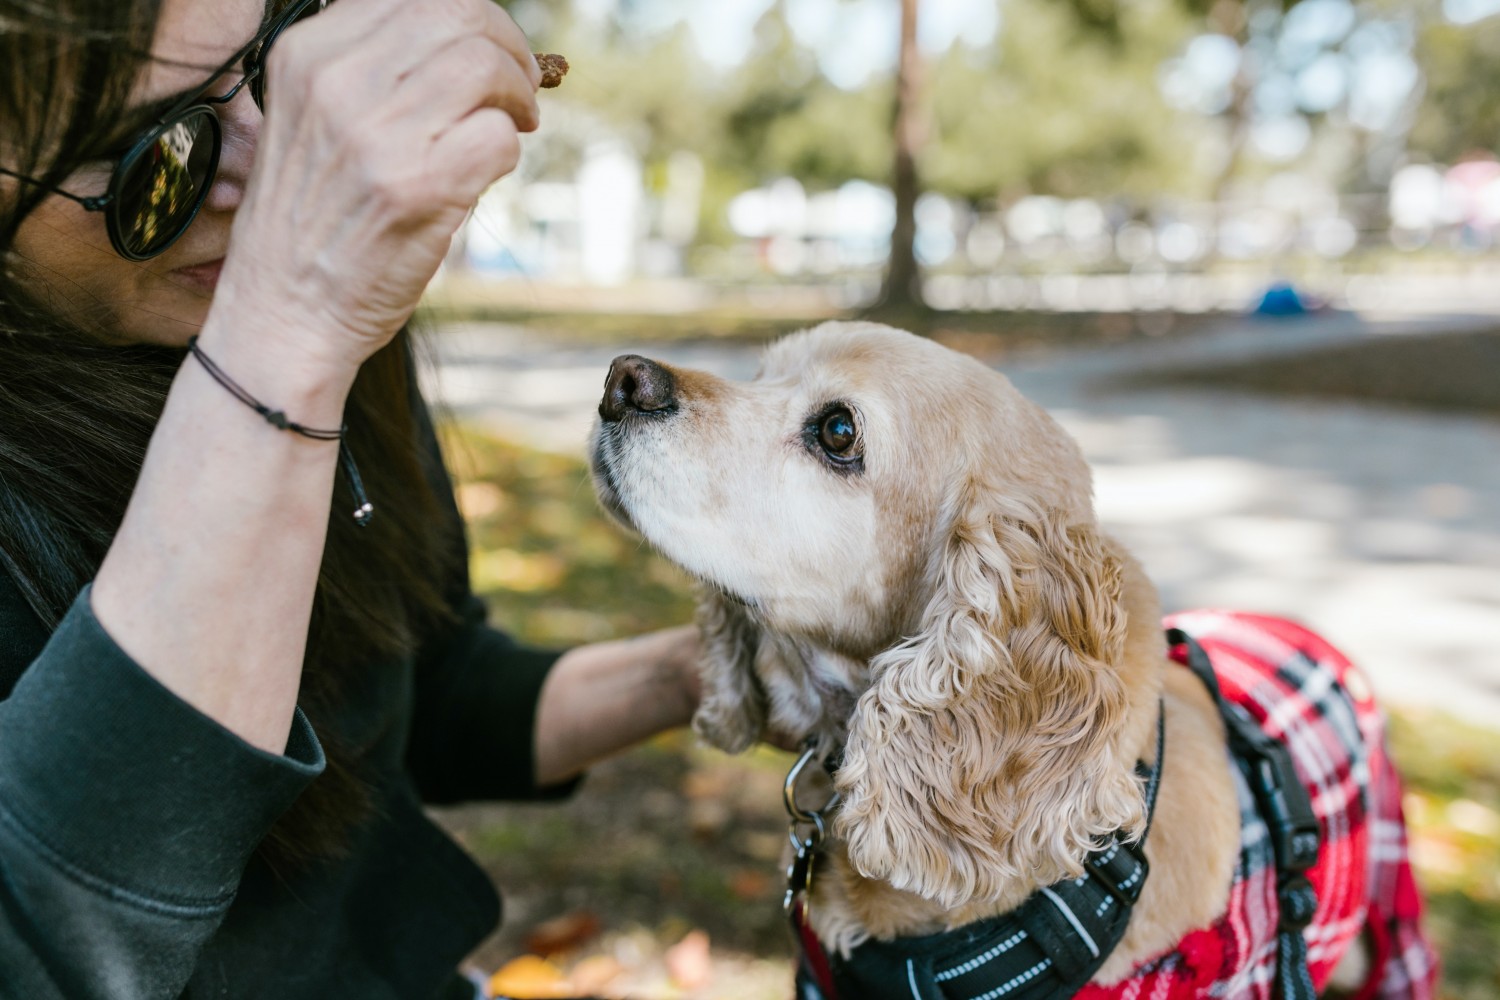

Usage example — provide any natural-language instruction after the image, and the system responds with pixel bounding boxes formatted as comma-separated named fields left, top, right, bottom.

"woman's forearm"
left=91, top=323, right=354, bottom=755
left=532, top=625, right=700, bottom=786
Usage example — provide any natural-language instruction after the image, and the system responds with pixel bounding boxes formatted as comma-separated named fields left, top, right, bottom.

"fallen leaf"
left=665, top=929, right=712, bottom=990
left=730, top=868, right=772, bottom=900
left=487, top=956, right=572, bottom=999
left=569, top=955, right=624, bottom=992
left=523, top=910, right=602, bottom=957
left=682, top=769, right=731, bottom=800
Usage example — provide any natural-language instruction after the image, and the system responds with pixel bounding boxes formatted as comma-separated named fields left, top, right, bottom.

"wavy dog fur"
left=590, top=321, right=1257, bottom=979
left=837, top=489, right=1140, bottom=909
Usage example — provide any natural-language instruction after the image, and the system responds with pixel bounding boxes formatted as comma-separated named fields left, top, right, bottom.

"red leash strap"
left=792, top=901, right=839, bottom=998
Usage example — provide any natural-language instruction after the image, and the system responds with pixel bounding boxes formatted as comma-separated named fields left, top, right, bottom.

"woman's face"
left=8, top=0, right=267, bottom=346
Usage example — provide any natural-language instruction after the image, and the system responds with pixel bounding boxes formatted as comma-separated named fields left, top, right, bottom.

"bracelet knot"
left=186, top=336, right=374, bottom=528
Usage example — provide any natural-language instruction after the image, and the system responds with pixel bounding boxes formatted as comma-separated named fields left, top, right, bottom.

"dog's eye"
left=819, top=409, right=856, bottom=454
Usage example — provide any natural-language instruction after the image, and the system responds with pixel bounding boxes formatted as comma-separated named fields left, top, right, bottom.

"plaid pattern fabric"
left=1075, top=611, right=1438, bottom=1000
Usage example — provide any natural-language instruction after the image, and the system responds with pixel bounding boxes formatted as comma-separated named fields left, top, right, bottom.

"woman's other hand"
left=216, top=0, right=541, bottom=378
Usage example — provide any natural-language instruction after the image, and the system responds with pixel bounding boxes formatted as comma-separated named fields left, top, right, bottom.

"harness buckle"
left=1087, top=838, right=1149, bottom=909
left=1246, top=744, right=1321, bottom=873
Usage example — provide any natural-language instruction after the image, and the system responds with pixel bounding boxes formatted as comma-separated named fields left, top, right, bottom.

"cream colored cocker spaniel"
left=587, top=322, right=1412, bottom=993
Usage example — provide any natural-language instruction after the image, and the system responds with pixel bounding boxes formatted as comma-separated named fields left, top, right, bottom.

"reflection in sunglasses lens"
left=119, top=110, right=217, bottom=258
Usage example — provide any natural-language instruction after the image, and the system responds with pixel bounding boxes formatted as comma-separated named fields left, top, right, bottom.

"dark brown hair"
left=0, top=0, right=460, bottom=869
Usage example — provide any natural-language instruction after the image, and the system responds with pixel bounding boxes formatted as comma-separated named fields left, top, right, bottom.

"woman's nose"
left=202, top=87, right=262, bottom=213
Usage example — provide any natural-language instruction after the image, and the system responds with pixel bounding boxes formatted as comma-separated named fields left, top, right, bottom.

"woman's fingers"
left=428, top=107, right=523, bottom=203
left=218, top=0, right=547, bottom=376
left=472, top=0, right=543, bottom=90
left=388, top=34, right=540, bottom=134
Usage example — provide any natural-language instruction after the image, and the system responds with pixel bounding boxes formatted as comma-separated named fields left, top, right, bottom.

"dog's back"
left=1083, top=611, right=1439, bottom=999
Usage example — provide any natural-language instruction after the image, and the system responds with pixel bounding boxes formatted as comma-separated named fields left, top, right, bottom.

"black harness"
left=789, top=629, right=1323, bottom=1000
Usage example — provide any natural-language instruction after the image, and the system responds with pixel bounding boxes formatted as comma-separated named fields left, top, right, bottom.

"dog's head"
left=590, top=321, right=1143, bottom=907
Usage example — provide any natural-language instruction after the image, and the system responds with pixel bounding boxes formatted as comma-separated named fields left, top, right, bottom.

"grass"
left=434, top=425, right=1500, bottom=999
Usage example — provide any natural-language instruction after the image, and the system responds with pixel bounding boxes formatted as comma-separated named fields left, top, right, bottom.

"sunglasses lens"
left=249, top=0, right=325, bottom=111
left=114, top=108, right=219, bottom=259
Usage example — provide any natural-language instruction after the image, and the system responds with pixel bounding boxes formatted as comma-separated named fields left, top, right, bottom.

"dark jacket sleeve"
left=405, top=592, right=578, bottom=804
left=0, top=583, right=324, bottom=1000
left=402, top=395, right=581, bottom=805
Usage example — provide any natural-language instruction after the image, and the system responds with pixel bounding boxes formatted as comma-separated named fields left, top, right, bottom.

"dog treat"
left=534, top=53, right=569, bottom=89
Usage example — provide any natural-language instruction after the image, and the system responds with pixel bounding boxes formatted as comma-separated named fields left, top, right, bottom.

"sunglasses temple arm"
left=0, top=166, right=112, bottom=211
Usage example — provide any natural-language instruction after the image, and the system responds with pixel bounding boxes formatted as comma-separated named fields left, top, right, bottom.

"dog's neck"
left=801, top=538, right=1171, bottom=951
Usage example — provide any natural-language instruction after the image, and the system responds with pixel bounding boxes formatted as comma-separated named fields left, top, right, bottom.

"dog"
left=589, top=321, right=1436, bottom=998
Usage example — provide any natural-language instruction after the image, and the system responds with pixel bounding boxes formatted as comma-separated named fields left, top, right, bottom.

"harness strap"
left=1167, top=628, right=1322, bottom=1000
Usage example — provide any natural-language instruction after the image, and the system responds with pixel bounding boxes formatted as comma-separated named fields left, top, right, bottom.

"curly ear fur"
left=691, top=587, right=769, bottom=753
left=834, top=485, right=1142, bottom=909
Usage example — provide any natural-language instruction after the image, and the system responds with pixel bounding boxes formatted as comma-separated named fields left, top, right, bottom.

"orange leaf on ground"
left=522, top=910, right=602, bottom=956
left=486, top=956, right=572, bottom=999
left=729, top=868, right=772, bottom=900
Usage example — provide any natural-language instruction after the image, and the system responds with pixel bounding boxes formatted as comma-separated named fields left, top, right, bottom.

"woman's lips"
left=171, top=258, right=224, bottom=292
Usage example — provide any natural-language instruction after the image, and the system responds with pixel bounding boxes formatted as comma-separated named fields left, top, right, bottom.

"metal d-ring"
left=782, top=741, right=843, bottom=919
left=783, top=742, right=823, bottom=823
left=784, top=742, right=841, bottom=822
left=788, top=809, right=828, bottom=853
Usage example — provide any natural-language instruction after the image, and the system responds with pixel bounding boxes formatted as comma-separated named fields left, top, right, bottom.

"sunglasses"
left=0, top=0, right=326, bottom=261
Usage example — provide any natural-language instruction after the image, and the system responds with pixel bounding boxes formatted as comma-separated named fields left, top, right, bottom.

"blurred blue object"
left=1255, top=281, right=1309, bottom=316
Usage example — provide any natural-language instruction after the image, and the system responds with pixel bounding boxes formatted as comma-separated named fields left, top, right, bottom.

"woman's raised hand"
left=216, top=0, right=540, bottom=379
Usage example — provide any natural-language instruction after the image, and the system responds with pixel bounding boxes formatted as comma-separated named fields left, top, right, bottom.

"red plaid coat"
left=1075, top=611, right=1438, bottom=1000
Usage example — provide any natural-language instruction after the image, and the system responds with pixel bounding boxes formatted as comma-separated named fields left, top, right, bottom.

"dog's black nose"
left=600, top=354, right=676, bottom=422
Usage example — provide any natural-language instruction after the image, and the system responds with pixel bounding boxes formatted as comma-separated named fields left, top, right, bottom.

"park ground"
left=419, top=301, right=1500, bottom=1000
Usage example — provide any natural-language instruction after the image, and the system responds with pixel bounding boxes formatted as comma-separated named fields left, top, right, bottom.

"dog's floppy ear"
left=691, top=586, right=770, bottom=753
left=834, top=483, right=1142, bottom=908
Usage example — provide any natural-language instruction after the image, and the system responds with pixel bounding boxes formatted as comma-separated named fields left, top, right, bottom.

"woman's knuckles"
left=225, top=0, right=537, bottom=355
left=431, top=113, right=522, bottom=193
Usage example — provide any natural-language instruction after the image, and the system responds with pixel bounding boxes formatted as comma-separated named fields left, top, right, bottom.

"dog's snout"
left=600, top=355, right=677, bottom=422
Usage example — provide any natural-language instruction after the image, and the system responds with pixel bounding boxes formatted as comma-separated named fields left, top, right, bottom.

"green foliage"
left=926, top=0, right=1201, bottom=201
left=1410, top=15, right=1500, bottom=164
left=713, top=5, right=896, bottom=189
left=523, top=0, right=1205, bottom=206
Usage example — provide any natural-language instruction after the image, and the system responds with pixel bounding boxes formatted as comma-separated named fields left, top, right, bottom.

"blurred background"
left=416, top=1, right=1500, bottom=997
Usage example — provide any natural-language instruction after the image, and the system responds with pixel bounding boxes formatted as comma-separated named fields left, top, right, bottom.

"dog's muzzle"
left=591, top=353, right=679, bottom=530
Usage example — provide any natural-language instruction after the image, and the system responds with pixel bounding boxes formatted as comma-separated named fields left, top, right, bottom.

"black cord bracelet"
left=186, top=335, right=374, bottom=527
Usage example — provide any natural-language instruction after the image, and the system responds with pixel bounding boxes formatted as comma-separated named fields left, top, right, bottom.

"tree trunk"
left=879, top=0, right=925, bottom=310
left=1206, top=0, right=1252, bottom=261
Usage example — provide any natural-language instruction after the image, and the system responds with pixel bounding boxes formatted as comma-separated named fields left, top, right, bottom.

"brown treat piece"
left=534, top=53, right=569, bottom=89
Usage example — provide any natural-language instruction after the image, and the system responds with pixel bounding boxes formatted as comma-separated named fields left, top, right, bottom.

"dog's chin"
left=710, top=581, right=758, bottom=613
left=588, top=437, right=638, bottom=533
left=590, top=427, right=764, bottom=616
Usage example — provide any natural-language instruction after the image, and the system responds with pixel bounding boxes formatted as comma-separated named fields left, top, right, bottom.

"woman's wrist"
left=193, top=298, right=361, bottom=430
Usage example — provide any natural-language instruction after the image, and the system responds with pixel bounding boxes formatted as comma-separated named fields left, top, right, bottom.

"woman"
left=0, top=1, right=702, bottom=997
